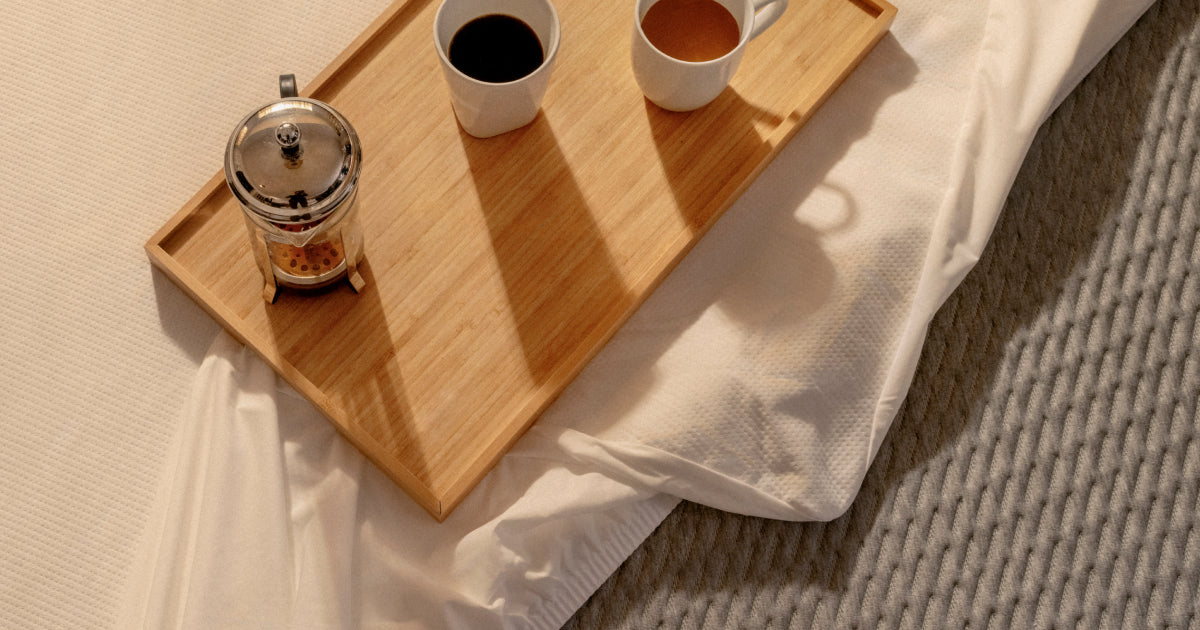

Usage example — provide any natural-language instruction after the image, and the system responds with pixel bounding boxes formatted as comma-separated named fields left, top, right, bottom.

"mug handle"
left=748, top=0, right=787, bottom=40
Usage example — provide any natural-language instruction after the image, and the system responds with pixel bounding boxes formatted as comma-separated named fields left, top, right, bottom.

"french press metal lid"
left=224, top=75, right=362, bottom=232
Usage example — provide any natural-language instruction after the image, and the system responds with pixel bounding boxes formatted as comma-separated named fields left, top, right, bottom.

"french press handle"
left=279, top=74, right=298, bottom=98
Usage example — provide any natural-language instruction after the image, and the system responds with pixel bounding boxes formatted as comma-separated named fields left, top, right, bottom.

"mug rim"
left=433, top=0, right=562, bottom=87
left=632, top=0, right=751, bottom=67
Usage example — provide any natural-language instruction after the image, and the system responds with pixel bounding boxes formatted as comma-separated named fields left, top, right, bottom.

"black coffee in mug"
left=449, top=14, right=544, bottom=83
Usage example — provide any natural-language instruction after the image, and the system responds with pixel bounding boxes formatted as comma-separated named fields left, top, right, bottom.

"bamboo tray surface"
left=147, top=0, right=895, bottom=520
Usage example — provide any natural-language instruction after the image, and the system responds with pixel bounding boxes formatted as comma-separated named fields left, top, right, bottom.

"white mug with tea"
left=631, top=0, right=786, bottom=111
left=434, top=0, right=561, bottom=138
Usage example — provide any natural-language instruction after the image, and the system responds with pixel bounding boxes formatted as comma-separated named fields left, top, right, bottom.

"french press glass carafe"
left=224, top=75, right=365, bottom=302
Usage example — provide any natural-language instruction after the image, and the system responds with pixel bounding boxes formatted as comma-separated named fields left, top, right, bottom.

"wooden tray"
left=146, top=0, right=895, bottom=520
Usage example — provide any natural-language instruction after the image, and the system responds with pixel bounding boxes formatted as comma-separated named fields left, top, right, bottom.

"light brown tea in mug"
left=640, top=0, right=740, bottom=63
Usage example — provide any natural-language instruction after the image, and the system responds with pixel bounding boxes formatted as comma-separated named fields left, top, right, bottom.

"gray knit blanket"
left=564, top=1, right=1200, bottom=627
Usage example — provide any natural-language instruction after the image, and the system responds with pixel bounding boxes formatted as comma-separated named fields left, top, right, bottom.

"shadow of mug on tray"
left=632, top=0, right=787, bottom=111
left=433, top=0, right=562, bottom=138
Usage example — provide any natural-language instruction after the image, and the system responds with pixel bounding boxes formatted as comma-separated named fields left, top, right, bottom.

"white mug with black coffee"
left=434, top=0, right=561, bottom=138
left=631, top=0, right=786, bottom=111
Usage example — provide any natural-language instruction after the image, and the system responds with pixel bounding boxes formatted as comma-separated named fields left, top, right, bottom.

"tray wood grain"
left=147, top=0, right=895, bottom=520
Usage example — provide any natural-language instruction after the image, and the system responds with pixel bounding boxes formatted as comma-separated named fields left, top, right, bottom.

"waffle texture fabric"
left=521, top=0, right=1158, bottom=522
left=565, top=0, right=1200, bottom=627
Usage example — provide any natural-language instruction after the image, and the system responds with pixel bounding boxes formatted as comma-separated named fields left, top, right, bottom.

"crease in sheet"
left=134, top=332, right=677, bottom=630
left=868, top=0, right=1157, bottom=466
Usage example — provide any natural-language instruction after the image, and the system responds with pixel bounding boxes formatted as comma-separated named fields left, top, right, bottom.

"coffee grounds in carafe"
left=267, top=221, right=346, bottom=279
left=269, top=240, right=345, bottom=278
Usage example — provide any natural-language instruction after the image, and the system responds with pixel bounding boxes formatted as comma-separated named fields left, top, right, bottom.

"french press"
left=224, top=74, right=366, bottom=302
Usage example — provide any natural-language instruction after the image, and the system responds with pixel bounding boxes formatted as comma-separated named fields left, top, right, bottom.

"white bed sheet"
left=0, top=0, right=1153, bottom=628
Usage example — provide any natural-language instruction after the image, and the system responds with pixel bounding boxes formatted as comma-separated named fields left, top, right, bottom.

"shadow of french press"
left=458, top=115, right=634, bottom=384
left=261, top=261, right=431, bottom=490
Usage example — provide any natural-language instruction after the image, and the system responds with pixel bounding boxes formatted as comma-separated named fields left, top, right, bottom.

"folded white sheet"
left=16, top=0, right=1148, bottom=628
left=121, top=332, right=677, bottom=628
